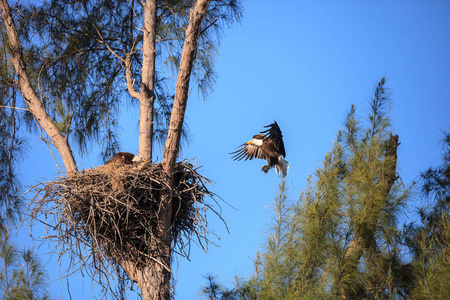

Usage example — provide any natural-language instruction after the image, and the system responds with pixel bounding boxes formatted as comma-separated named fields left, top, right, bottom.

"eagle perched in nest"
left=105, top=152, right=145, bottom=165
left=231, top=121, right=289, bottom=178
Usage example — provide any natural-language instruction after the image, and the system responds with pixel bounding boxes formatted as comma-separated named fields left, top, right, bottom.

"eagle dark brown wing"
left=260, top=121, right=286, bottom=157
left=230, top=142, right=266, bottom=161
left=105, top=152, right=135, bottom=165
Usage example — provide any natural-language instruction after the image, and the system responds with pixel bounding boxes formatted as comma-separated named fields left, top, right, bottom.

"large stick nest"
left=34, top=161, right=220, bottom=272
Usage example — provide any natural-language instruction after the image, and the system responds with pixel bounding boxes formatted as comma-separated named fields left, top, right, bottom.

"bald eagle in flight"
left=231, top=121, right=289, bottom=178
left=105, top=152, right=145, bottom=165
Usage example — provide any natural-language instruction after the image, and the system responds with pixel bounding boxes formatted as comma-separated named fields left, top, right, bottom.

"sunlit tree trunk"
left=163, top=0, right=211, bottom=175
left=119, top=259, right=171, bottom=300
left=139, top=0, right=157, bottom=161
left=135, top=0, right=212, bottom=298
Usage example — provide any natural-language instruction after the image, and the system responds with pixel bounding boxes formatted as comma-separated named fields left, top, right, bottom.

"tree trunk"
left=159, top=0, right=211, bottom=263
left=162, top=0, right=211, bottom=176
left=129, top=0, right=211, bottom=299
left=0, top=0, right=78, bottom=174
left=120, top=253, right=171, bottom=300
left=138, top=0, right=157, bottom=162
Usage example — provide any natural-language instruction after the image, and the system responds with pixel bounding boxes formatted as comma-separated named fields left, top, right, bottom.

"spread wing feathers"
left=260, top=121, right=286, bottom=157
left=231, top=143, right=266, bottom=161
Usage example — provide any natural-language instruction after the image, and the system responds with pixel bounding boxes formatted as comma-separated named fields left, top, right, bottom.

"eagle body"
left=105, top=152, right=144, bottom=165
left=231, top=122, right=289, bottom=177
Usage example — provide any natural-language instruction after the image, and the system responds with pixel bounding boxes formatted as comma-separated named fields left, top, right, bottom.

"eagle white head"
left=247, top=138, right=263, bottom=146
left=132, top=155, right=144, bottom=163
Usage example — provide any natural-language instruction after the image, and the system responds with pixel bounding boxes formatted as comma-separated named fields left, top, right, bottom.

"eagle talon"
left=261, top=165, right=270, bottom=173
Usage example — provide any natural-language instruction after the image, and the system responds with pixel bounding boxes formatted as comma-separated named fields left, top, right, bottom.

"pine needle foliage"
left=199, top=273, right=237, bottom=300
left=0, top=227, right=51, bottom=300
left=235, top=78, right=412, bottom=299
left=405, top=132, right=450, bottom=299
left=1, top=0, right=242, bottom=161
left=0, top=64, right=25, bottom=222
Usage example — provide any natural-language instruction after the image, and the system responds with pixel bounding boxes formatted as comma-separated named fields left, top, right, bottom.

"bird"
left=231, top=121, right=289, bottom=178
left=105, top=152, right=145, bottom=165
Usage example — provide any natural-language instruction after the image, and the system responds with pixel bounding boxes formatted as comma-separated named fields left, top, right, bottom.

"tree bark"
left=160, top=0, right=211, bottom=246
left=0, top=0, right=78, bottom=174
left=121, top=0, right=211, bottom=299
left=134, top=0, right=210, bottom=299
left=162, top=0, right=211, bottom=176
left=120, top=257, right=171, bottom=300
left=138, top=0, right=157, bottom=161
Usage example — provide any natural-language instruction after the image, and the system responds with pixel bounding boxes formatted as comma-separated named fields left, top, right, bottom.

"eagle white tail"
left=275, top=156, right=289, bottom=178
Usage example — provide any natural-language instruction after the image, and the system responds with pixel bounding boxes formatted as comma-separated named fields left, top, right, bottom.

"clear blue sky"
left=18, top=0, right=450, bottom=299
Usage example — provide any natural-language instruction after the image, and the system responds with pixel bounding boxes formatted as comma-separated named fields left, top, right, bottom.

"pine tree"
left=199, top=273, right=237, bottom=300
left=0, top=227, right=50, bottom=300
left=405, top=132, right=450, bottom=299
left=235, top=78, right=412, bottom=299
left=0, top=0, right=242, bottom=298
left=0, top=81, right=24, bottom=224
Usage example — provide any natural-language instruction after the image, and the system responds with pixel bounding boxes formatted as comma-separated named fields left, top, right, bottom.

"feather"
left=260, top=121, right=286, bottom=157
left=275, top=156, right=290, bottom=178
left=105, top=152, right=142, bottom=165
